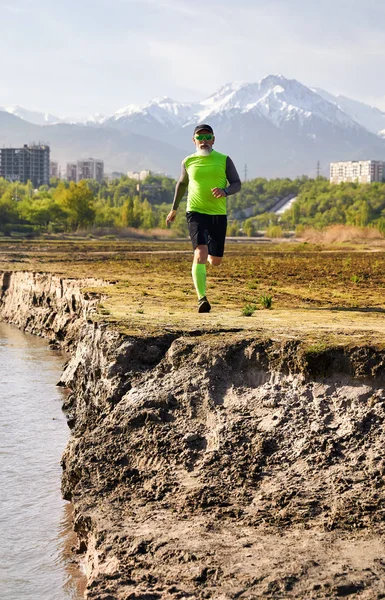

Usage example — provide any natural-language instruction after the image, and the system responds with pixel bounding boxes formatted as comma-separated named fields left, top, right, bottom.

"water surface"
left=0, top=322, right=85, bottom=600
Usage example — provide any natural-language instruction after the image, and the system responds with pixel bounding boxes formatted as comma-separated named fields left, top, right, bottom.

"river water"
left=0, top=322, right=85, bottom=600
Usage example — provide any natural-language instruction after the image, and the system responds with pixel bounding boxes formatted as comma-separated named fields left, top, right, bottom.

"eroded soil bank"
left=1, top=271, right=385, bottom=599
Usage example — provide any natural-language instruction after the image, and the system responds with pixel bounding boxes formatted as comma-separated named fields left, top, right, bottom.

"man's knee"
left=208, top=256, right=222, bottom=266
left=194, top=245, right=208, bottom=263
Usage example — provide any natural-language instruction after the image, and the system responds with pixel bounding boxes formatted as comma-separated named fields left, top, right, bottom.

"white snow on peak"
left=85, top=113, right=106, bottom=124
left=314, top=88, right=385, bottom=135
left=2, top=75, right=381, bottom=135
left=57, top=113, right=107, bottom=125
left=111, top=97, right=197, bottom=126
left=5, top=105, right=61, bottom=125
left=114, top=104, right=142, bottom=117
left=194, top=75, right=359, bottom=129
left=193, top=81, right=259, bottom=122
left=201, top=81, right=250, bottom=107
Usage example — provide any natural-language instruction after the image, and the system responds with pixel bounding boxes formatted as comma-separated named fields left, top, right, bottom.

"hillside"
left=2, top=75, right=385, bottom=178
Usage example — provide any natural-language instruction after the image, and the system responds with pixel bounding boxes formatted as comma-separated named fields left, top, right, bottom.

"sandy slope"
left=61, top=335, right=385, bottom=599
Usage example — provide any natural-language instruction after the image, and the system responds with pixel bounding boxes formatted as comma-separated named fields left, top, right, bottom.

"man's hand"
left=211, top=188, right=226, bottom=198
left=166, top=209, right=177, bottom=225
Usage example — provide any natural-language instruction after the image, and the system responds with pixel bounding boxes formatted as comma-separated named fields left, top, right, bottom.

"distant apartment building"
left=0, top=143, right=50, bottom=187
left=107, top=171, right=125, bottom=181
left=66, top=162, right=77, bottom=182
left=330, top=160, right=385, bottom=184
left=77, top=158, right=104, bottom=182
left=50, top=161, right=59, bottom=179
left=127, top=169, right=150, bottom=181
left=65, top=158, right=104, bottom=183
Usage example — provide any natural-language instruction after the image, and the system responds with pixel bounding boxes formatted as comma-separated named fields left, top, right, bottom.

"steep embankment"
left=0, top=271, right=102, bottom=348
left=1, top=271, right=385, bottom=599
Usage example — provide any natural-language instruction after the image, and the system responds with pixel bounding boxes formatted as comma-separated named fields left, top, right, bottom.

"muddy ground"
left=61, top=335, right=385, bottom=599
left=2, top=240, right=385, bottom=598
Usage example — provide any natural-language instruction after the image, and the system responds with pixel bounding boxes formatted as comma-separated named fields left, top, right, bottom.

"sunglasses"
left=195, top=134, right=214, bottom=141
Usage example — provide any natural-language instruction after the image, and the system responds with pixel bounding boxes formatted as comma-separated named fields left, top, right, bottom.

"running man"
left=166, top=124, right=241, bottom=313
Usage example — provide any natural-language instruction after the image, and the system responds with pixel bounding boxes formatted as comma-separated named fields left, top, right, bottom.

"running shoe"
left=198, top=296, right=211, bottom=313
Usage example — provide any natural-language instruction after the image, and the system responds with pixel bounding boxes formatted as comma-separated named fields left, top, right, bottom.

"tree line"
left=2, top=173, right=385, bottom=237
left=280, top=179, right=385, bottom=233
left=0, top=175, right=185, bottom=236
left=231, top=178, right=385, bottom=237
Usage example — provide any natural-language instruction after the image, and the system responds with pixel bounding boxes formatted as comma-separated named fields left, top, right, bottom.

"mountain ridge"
left=1, top=75, right=385, bottom=178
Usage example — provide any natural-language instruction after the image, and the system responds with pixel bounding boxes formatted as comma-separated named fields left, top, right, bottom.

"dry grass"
left=55, top=226, right=178, bottom=240
left=1, top=238, right=385, bottom=345
left=300, top=224, right=384, bottom=244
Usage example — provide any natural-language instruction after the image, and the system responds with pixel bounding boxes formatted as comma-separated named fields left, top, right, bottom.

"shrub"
left=265, top=224, right=283, bottom=238
left=375, top=218, right=385, bottom=235
left=227, top=220, right=240, bottom=236
left=350, top=274, right=361, bottom=284
left=243, top=218, right=257, bottom=237
left=260, top=294, right=272, bottom=309
left=242, top=303, right=257, bottom=316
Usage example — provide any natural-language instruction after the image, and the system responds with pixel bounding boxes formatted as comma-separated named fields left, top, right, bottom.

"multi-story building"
left=77, top=158, right=104, bottom=182
left=107, top=171, right=125, bottom=181
left=66, top=163, right=77, bottom=182
left=330, top=160, right=385, bottom=184
left=0, top=144, right=50, bottom=187
left=127, top=169, right=150, bottom=181
left=50, top=161, right=59, bottom=179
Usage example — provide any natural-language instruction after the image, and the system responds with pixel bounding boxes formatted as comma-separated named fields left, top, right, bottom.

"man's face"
left=193, top=130, right=215, bottom=155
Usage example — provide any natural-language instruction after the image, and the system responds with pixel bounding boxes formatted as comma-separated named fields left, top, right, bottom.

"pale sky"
left=2, top=0, right=385, bottom=117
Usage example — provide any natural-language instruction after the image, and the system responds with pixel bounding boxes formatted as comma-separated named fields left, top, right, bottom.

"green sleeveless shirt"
left=185, top=150, right=228, bottom=215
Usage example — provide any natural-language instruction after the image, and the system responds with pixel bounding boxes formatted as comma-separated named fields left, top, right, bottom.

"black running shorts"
left=186, top=211, right=227, bottom=257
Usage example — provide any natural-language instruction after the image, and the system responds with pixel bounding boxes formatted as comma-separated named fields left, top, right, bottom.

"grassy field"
left=1, top=237, right=385, bottom=346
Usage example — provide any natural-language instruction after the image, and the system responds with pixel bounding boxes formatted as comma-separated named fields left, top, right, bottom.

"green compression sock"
left=192, top=263, right=206, bottom=299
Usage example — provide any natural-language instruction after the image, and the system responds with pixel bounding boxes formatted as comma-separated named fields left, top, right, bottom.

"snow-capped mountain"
left=111, top=97, right=197, bottom=125
left=60, top=113, right=106, bottom=125
left=4, top=75, right=383, bottom=136
left=0, top=106, right=107, bottom=126
left=102, top=76, right=361, bottom=134
left=197, top=81, right=260, bottom=116
left=2, top=75, right=385, bottom=178
left=179, top=75, right=385, bottom=178
left=193, top=75, right=358, bottom=130
left=314, top=88, right=385, bottom=136
left=102, top=97, right=200, bottom=143
left=3, top=106, right=62, bottom=126
left=0, top=109, right=186, bottom=176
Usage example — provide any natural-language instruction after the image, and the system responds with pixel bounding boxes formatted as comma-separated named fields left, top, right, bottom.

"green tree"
left=18, top=197, right=66, bottom=229
left=292, top=201, right=301, bottom=225
left=56, top=181, right=95, bottom=230
left=243, top=218, right=256, bottom=237
left=141, top=199, right=155, bottom=229
left=227, top=220, right=240, bottom=236
left=132, top=196, right=143, bottom=228
left=358, top=200, right=372, bottom=227
left=121, top=197, right=134, bottom=227
left=0, top=197, right=19, bottom=230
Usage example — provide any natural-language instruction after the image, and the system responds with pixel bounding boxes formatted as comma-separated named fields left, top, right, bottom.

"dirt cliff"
left=1, top=271, right=385, bottom=599
left=0, top=271, right=104, bottom=348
